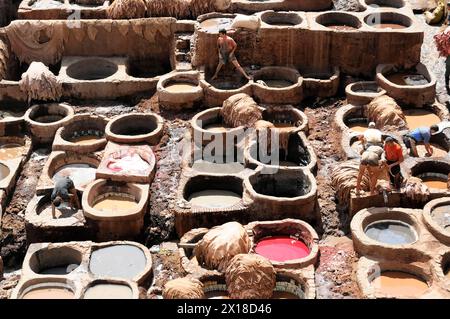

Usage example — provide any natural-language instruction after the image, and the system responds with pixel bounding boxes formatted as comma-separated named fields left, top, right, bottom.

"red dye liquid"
left=255, top=236, right=310, bottom=262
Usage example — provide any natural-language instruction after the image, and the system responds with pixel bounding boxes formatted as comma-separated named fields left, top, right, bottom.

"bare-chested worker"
left=211, top=29, right=251, bottom=81
left=51, top=176, right=81, bottom=219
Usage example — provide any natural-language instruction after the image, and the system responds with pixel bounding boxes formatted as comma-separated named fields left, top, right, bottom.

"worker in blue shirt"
left=402, top=125, right=439, bottom=157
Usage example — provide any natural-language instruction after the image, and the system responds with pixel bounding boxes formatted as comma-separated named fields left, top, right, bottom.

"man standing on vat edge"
left=211, top=29, right=251, bottom=81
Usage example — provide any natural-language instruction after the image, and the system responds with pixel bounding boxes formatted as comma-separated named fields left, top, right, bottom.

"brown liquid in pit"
left=403, top=109, right=440, bottom=130
left=348, top=122, right=368, bottom=133
left=92, top=195, right=138, bottom=215
left=0, top=143, right=25, bottom=160
left=416, top=144, right=448, bottom=158
left=272, top=291, right=300, bottom=299
left=204, top=123, right=231, bottom=133
left=83, top=284, right=133, bottom=299
left=371, top=271, right=428, bottom=297
left=22, top=287, right=74, bottom=299
left=165, top=83, right=198, bottom=93
left=371, top=23, right=407, bottom=29
left=0, top=164, right=10, bottom=181
left=422, top=179, right=448, bottom=190
left=71, top=135, right=102, bottom=145
left=326, top=24, right=358, bottom=30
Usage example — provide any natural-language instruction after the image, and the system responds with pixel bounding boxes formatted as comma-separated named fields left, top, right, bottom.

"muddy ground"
left=0, top=10, right=448, bottom=299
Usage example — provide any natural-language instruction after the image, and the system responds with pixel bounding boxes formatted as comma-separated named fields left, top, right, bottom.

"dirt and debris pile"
left=225, top=254, right=276, bottom=299
left=162, top=277, right=205, bottom=299
left=19, top=62, right=62, bottom=103
left=195, top=222, right=251, bottom=272
left=366, top=95, right=407, bottom=130
left=108, top=0, right=147, bottom=19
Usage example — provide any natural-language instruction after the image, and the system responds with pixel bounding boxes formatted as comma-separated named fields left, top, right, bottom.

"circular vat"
left=191, top=107, right=246, bottom=147
left=24, top=103, right=74, bottom=144
left=364, top=220, right=418, bottom=245
left=380, top=66, right=431, bottom=87
left=89, top=244, right=148, bottom=280
left=261, top=106, right=308, bottom=133
left=260, top=11, right=303, bottom=27
left=0, top=162, right=10, bottom=182
left=0, top=136, right=28, bottom=161
left=83, top=180, right=145, bottom=218
left=248, top=170, right=313, bottom=198
left=29, top=246, right=82, bottom=275
left=246, top=133, right=312, bottom=169
left=157, top=72, right=203, bottom=110
left=316, top=12, right=362, bottom=31
left=345, top=81, right=386, bottom=105
left=66, top=58, right=118, bottom=81
left=253, top=67, right=300, bottom=89
left=56, top=114, right=108, bottom=152
left=354, top=209, right=420, bottom=247
left=25, top=103, right=73, bottom=125
left=367, top=267, right=429, bottom=298
left=364, top=12, right=412, bottom=30
left=82, top=280, right=136, bottom=299
left=18, top=279, right=76, bottom=299
left=410, top=160, right=450, bottom=190
left=272, top=274, right=306, bottom=299
left=105, top=113, right=164, bottom=145
left=183, top=175, right=243, bottom=210
left=207, top=74, right=250, bottom=91
left=250, top=219, right=318, bottom=267
left=363, top=0, right=405, bottom=9
left=44, top=152, right=99, bottom=192
left=423, top=198, right=450, bottom=244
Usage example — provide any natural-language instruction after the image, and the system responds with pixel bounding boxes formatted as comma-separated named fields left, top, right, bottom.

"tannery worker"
left=356, top=145, right=385, bottom=196
left=383, top=137, right=404, bottom=191
left=402, top=125, right=439, bottom=157
left=211, top=29, right=251, bottom=81
left=51, top=176, right=81, bottom=219
left=358, top=122, right=383, bottom=151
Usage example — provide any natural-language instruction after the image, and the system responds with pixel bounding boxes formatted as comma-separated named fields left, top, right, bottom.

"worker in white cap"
left=358, top=122, right=383, bottom=152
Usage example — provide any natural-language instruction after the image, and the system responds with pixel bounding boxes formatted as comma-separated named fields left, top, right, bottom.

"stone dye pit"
left=409, top=160, right=450, bottom=191
left=82, top=180, right=149, bottom=240
left=370, top=270, right=429, bottom=297
left=24, top=103, right=75, bottom=144
left=82, top=282, right=133, bottom=299
left=89, top=245, right=147, bottom=280
left=175, top=175, right=246, bottom=236
left=364, top=220, right=418, bottom=245
left=11, top=241, right=147, bottom=299
left=53, top=114, right=108, bottom=153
